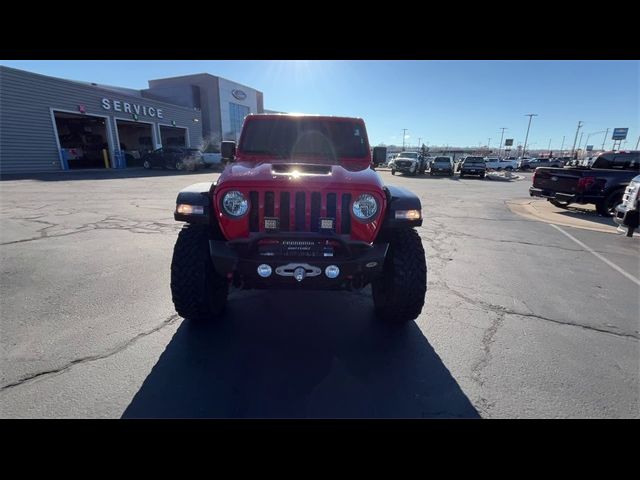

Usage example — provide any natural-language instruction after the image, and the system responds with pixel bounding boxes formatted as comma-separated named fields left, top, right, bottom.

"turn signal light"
left=395, top=209, right=421, bottom=220
left=176, top=204, right=204, bottom=215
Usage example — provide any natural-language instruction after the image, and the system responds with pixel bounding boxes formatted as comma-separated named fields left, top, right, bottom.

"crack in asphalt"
left=0, top=314, right=181, bottom=392
left=0, top=215, right=181, bottom=245
left=444, top=281, right=639, bottom=340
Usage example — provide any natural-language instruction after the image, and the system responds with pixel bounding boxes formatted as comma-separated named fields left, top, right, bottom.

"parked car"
left=202, top=152, right=222, bottom=168
left=614, top=174, right=640, bottom=237
left=430, top=156, right=454, bottom=176
left=391, top=151, right=426, bottom=176
left=141, top=147, right=204, bottom=170
left=526, top=158, right=565, bottom=169
left=171, top=113, right=427, bottom=324
left=529, top=150, right=640, bottom=216
left=459, top=156, right=486, bottom=178
left=486, top=157, right=517, bottom=170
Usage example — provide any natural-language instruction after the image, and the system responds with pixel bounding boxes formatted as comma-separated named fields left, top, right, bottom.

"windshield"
left=239, top=118, right=368, bottom=161
left=399, top=152, right=418, bottom=159
left=434, top=157, right=450, bottom=163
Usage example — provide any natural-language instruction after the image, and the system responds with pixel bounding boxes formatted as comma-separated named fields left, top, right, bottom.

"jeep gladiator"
left=170, top=114, right=427, bottom=323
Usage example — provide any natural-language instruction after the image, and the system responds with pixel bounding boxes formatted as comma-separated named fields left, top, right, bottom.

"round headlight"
left=222, top=190, right=249, bottom=217
left=352, top=193, right=378, bottom=221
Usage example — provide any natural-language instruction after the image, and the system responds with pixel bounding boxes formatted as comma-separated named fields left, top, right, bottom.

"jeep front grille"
left=249, top=190, right=352, bottom=234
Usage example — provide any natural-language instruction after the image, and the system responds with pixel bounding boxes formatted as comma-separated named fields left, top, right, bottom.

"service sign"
left=504, top=139, right=514, bottom=146
left=101, top=98, right=164, bottom=119
left=612, top=128, right=628, bottom=140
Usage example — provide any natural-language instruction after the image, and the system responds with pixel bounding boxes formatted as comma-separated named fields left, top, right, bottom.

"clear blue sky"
left=2, top=60, right=638, bottom=151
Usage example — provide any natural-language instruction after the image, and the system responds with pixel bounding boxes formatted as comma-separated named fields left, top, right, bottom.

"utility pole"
left=402, top=129, right=408, bottom=150
left=636, top=135, right=640, bottom=150
left=560, top=136, right=565, bottom=156
left=488, top=138, right=491, bottom=150
left=577, top=132, right=584, bottom=157
left=418, top=137, right=422, bottom=149
left=570, top=121, right=583, bottom=159
left=499, top=127, right=507, bottom=156
left=602, top=128, right=609, bottom=150
left=522, top=114, right=538, bottom=157
left=548, top=138, right=552, bottom=155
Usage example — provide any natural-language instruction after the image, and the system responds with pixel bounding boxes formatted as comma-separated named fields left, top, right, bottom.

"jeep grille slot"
left=264, top=191, right=275, bottom=217
left=310, top=192, right=321, bottom=232
left=280, top=192, right=290, bottom=231
left=295, top=192, right=306, bottom=231
left=327, top=193, right=337, bottom=220
left=249, top=191, right=259, bottom=232
left=341, top=193, right=352, bottom=234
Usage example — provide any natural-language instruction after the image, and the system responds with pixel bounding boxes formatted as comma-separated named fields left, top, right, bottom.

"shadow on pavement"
left=122, top=289, right=480, bottom=419
left=556, top=206, right=615, bottom=228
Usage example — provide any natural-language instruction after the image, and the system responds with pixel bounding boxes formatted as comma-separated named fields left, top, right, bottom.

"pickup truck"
left=485, top=158, right=517, bottom=170
left=529, top=150, right=640, bottom=216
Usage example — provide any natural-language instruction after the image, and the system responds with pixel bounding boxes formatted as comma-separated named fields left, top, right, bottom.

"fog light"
left=257, top=264, right=272, bottom=278
left=264, top=217, right=279, bottom=230
left=325, top=265, right=340, bottom=278
left=319, top=218, right=335, bottom=230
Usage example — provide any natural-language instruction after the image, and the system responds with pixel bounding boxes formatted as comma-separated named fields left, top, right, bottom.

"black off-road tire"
left=171, top=225, right=228, bottom=321
left=596, top=190, right=624, bottom=217
left=372, top=228, right=427, bottom=323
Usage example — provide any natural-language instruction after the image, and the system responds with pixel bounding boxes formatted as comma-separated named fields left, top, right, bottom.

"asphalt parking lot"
left=1, top=168, right=638, bottom=418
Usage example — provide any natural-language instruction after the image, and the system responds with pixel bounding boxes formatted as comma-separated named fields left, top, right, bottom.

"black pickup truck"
left=529, top=151, right=640, bottom=216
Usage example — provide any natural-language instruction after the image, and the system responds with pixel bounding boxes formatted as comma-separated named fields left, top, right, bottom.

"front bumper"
left=394, top=163, right=417, bottom=172
left=614, top=203, right=639, bottom=228
left=431, top=168, right=452, bottom=175
left=209, top=232, right=389, bottom=289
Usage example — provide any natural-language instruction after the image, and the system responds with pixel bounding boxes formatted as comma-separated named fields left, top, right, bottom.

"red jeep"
left=171, top=114, right=427, bottom=323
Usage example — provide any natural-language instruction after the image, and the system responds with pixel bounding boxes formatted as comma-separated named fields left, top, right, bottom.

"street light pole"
left=560, top=136, right=565, bottom=156
left=636, top=135, right=640, bottom=150
left=522, top=114, right=538, bottom=158
left=548, top=138, right=552, bottom=155
left=402, top=129, right=407, bottom=150
left=602, top=128, right=609, bottom=150
left=577, top=132, right=584, bottom=157
left=488, top=138, right=491, bottom=149
left=499, top=127, right=507, bottom=156
left=570, top=121, right=583, bottom=159
left=418, top=137, right=422, bottom=149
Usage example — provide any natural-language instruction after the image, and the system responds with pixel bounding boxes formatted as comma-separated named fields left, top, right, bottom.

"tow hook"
left=293, top=267, right=306, bottom=282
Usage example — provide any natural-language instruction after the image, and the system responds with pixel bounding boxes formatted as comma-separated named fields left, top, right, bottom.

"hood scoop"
left=271, top=163, right=332, bottom=176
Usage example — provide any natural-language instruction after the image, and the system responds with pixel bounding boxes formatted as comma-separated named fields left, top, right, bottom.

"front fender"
left=381, top=185, right=423, bottom=229
left=174, top=182, right=215, bottom=224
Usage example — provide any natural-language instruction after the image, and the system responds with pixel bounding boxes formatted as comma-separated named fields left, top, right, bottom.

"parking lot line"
left=550, top=224, right=640, bottom=287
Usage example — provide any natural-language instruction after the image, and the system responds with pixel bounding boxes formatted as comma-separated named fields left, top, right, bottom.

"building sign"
left=586, top=145, right=593, bottom=151
left=101, top=98, right=164, bottom=119
left=232, top=89, right=247, bottom=100
left=612, top=128, right=628, bottom=140
left=504, top=139, right=514, bottom=146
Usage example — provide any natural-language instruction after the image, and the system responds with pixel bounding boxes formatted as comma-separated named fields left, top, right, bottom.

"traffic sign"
left=504, top=139, right=514, bottom=146
left=612, top=128, right=628, bottom=140
left=586, top=145, right=593, bottom=151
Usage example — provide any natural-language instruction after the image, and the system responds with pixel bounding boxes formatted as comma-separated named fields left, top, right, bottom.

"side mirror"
left=372, top=146, right=387, bottom=167
left=221, top=141, right=236, bottom=162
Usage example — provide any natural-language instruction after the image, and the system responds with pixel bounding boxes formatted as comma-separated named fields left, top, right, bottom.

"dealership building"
left=0, top=66, right=264, bottom=174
